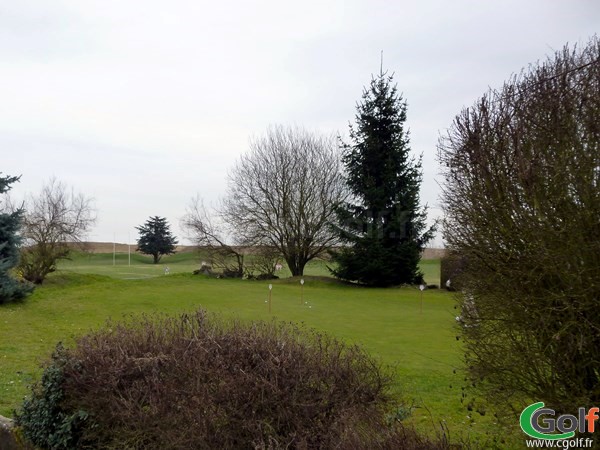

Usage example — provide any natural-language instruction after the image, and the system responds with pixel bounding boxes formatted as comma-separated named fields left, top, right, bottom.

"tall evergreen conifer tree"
left=331, top=71, right=435, bottom=286
left=0, top=174, right=33, bottom=303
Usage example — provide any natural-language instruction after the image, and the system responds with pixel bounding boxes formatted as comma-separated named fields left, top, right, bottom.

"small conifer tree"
left=136, top=216, right=178, bottom=264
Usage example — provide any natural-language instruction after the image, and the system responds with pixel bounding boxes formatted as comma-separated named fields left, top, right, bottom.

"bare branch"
left=221, top=125, right=346, bottom=276
left=19, top=178, right=96, bottom=283
left=181, top=195, right=246, bottom=276
left=438, top=37, right=600, bottom=413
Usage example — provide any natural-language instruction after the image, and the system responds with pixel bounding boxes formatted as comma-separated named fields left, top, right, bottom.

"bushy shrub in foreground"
left=16, top=309, right=450, bottom=449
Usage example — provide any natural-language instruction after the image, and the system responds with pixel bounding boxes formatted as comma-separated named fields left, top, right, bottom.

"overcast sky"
left=1, top=0, right=598, bottom=246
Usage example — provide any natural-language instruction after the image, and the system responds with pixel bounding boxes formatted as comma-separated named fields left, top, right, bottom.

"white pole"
left=128, top=232, right=131, bottom=266
left=113, top=233, right=116, bottom=266
left=268, top=284, right=273, bottom=314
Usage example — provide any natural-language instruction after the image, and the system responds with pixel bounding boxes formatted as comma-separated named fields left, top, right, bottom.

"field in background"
left=78, top=242, right=446, bottom=259
left=62, top=243, right=443, bottom=285
left=0, top=250, right=516, bottom=447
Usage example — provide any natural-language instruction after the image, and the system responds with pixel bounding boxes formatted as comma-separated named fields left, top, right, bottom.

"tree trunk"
left=285, top=254, right=307, bottom=277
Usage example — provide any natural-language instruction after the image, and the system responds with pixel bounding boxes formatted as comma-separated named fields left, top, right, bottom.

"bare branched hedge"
left=439, top=252, right=467, bottom=291
left=16, top=310, right=450, bottom=449
left=438, top=36, right=600, bottom=417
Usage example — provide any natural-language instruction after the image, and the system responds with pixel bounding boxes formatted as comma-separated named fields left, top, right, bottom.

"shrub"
left=439, top=253, right=466, bottom=291
left=221, top=268, right=243, bottom=278
left=14, top=344, right=88, bottom=449
left=438, top=37, right=600, bottom=415
left=255, top=273, right=279, bottom=281
left=15, top=309, right=451, bottom=449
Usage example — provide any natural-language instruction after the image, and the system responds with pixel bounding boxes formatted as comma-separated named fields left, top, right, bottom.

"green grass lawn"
left=59, top=251, right=442, bottom=285
left=0, top=253, right=514, bottom=447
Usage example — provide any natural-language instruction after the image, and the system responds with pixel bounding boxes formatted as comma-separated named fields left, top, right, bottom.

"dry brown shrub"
left=17, top=309, right=453, bottom=449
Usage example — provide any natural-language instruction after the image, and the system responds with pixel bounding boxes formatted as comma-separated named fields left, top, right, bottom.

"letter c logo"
left=520, top=402, right=575, bottom=440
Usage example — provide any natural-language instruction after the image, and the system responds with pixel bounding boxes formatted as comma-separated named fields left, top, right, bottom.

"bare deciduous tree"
left=222, top=125, right=346, bottom=276
left=438, top=38, right=600, bottom=416
left=245, top=246, right=282, bottom=279
left=18, top=178, right=96, bottom=284
left=182, top=197, right=284, bottom=279
left=181, top=196, right=247, bottom=277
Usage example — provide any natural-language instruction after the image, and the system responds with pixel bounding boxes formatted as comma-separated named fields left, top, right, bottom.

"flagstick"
left=268, top=284, right=273, bottom=314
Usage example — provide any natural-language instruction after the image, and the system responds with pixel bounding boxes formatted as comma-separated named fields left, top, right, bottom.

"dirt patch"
left=421, top=248, right=446, bottom=259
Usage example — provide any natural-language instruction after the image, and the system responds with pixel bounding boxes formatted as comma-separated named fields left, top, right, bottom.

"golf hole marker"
left=268, top=284, right=273, bottom=313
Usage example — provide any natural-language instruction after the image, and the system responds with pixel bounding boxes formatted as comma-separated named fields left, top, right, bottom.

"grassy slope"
left=0, top=253, right=510, bottom=446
